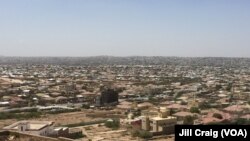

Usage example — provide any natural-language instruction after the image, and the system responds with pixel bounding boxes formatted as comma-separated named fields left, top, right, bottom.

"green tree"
left=199, top=102, right=211, bottom=109
left=213, top=113, right=223, bottom=119
left=183, top=116, right=194, bottom=125
left=131, top=130, right=153, bottom=139
left=105, top=119, right=120, bottom=130
left=234, top=118, right=250, bottom=125
left=190, top=107, right=200, bottom=113
left=139, top=130, right=153, bottom=139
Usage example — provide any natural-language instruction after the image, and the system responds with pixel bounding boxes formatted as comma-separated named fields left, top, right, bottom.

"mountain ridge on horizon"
left=0, top=56, right=250, bottom=67
left=0, top=56, right=249, bottom=59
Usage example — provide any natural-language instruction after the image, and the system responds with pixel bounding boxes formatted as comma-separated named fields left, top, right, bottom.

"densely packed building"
left=0, top=57, right=250, bottom=140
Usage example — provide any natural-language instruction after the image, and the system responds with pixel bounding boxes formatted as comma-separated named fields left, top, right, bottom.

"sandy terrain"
left=0, top=77, right=23, bottom=84
left=0, top=110, right=174, bottom=141
left=74, top=124, right=136, bottom=141
left=0, top=110, right=104, bottom=129
left=0, top=119, right=17, bottom=129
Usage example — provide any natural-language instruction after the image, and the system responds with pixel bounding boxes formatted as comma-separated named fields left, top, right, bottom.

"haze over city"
left=1, top=1, right=250, bottom=141
left=0, top=0, right=250, bottom=57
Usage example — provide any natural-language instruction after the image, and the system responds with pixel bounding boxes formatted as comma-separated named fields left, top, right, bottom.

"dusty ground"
left=0, top=77, right=23, bottom=84
left=0, top=110, right=105, bottom=129
left=71, top=124, right=175, bottom=141
left=0, top=109, right=175, bottom=141
left=37, top=111, right=103, bottom=126
left=152, top=135, right=174, bottom=141
left=0, top=119, right=17, bottom=129
left=73, top=124, right=136, bottom=141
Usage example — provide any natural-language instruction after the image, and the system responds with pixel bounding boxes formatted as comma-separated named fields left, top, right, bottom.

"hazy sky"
left=0, top=0, right=249, bottom=57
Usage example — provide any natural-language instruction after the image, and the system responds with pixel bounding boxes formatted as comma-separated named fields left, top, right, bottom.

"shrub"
left=139, top=130, right=153, bottom=139
left=0, top=112, right=42, bottom=120
left=199, top=102, right=211, bottom=109
left=132, top=130, right=153, bottom=139
left=213, top=113, right=223, bottom=119
left=131, top=130, right=140, bottom=137
left=234, top=118, right=250, bottom=125
left=183, top=116, right=194, bottom=125
left=190, top=107, right=200, bottom=113
left=47, top=108, right=80, bottom=114
left=82, top=104, right=90, bottom=109
left=69, top=132, right=85, bottom=139
left=105, top=119, right=120, bottom=130
left=63, top=120, right=106, bottom=128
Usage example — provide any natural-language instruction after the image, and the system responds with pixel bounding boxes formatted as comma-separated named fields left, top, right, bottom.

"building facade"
left=141, top=107, right=177, bottom=135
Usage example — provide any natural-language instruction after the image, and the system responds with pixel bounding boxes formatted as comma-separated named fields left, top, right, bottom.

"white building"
left=3, top=121, right=55, bottom=136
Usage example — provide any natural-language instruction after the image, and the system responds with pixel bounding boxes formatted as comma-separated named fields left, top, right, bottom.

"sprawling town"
left=0, top=57, right=249, bottom=141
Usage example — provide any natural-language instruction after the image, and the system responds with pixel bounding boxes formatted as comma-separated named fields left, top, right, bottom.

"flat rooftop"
left=151, top=116, right=176, bottom=121
left=3, top=121, right=54, bottom=131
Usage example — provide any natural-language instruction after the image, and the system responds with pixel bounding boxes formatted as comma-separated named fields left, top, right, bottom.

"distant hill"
left=0, top=56, right=249, bottom=67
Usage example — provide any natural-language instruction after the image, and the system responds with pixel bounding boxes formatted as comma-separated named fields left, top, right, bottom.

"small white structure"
left=3, top=120, right=55, bottom=136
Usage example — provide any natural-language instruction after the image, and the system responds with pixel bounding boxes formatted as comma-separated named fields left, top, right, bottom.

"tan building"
left=141, top=107, right=177, bottom=135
